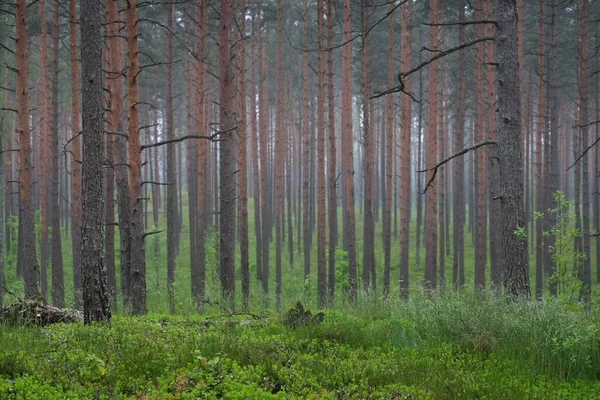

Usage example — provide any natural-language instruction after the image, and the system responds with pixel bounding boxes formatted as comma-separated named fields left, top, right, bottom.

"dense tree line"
left=0, top=0, right=599, bottom=320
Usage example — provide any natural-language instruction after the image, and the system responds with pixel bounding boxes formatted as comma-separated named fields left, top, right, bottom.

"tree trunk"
left=316, top=0, right=327, bottom=306
left=38, top=0, right=51, bottom=301
left=104, top=0, right=116, bottom=304
left=399, top=0, right=412, bottom=298
left=496, top=0, right=530, bottom=297
left=452, top=2, right=466, bottom=290
left=238, top=0, right=249, bottom=311
left=126, top=0, right=146, bottom=314
left=425, top=0, right=438, bottom=291
left=342, top=0, right=357, bottom=300
left=486, top=0, right=501, bottom=287
left=107, top=0, right=130, bottom=311
left=250, top=8, right=262, bottom=286
left=578, top=0, right=591, bottom=299
left=546, top=0, right=559, bottom=295
left=302, top=0, right=311, bottom=284
left=16, top=0, right=40, bottom=299
left=326, top=0, right=337, bottom=304
left=81, top=0, right=111, bottom=322
left=361, top=3, right=375, bottom=296
left=535, top=0, right=545, bottom=299
left=219, top=0, right=237, bottom=307
left=258, top=20, right=270, bottom=295
left=474, top=1, right=486, bottom=291
left=274, top=0, right=283, bottom=308
left=165, top=1, right=176, bottom=314
left=50, top=0, right=64, bottom=307
left=383, top=4, right=394, bottom=298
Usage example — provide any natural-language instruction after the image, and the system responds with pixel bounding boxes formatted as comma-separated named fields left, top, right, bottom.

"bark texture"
left=80, top=0, right=111, bottom=322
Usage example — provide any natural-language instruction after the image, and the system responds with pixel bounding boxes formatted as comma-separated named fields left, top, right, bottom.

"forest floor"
left=1, top=292, right=600, bottom=399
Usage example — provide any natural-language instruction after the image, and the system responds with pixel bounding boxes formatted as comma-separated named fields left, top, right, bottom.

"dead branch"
left=418, top=140, right=496, bottom=193
left=140, top=126, right=237, bottom=151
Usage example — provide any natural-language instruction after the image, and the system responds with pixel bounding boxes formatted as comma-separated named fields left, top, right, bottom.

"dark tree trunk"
left=50, top=0, right=64, bottom=307
left=399, top=0, right=412, bottom=298
left=81, top=0, right=111, bottom=322
left=496, top=0, right=530, bottom=297
left=452, top=2, right=466, bottom=290
left=546, top=0, right=559, bottom=295
left=342, top=0, right=357, bottom=300
left=326, top=0, right=337, bottom=304
left=219, top=0, right=237, bottom=307
left=383, top=4, right=394, bottom=298
left=316, top=0, right=327, bottom=306
left=104, top=0, right=116, bottom=305
left=126, top=0, right=146, bottom=315
left=16, top=0, right=40, bottom=299
left=165, top=1, right=176, bottom=314
left=425, top=0, right=438, bottom=291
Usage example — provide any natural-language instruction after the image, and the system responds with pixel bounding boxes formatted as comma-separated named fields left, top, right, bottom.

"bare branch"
left=140, top=126, right=237, bottom=151
left=418, top=140, right=496, bottom=193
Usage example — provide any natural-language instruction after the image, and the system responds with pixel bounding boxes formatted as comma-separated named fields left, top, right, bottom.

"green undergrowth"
left=1, top=293, right=600, bottom=399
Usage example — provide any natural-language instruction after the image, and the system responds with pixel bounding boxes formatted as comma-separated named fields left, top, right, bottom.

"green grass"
left=2, top=197, right=600, bottom=398
left=1, top=293, right=600, bottom=398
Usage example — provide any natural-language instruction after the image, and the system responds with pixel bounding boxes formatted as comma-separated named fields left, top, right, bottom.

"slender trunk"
left=108, top=0, right=130, bottom=310
left=326, top=0, right=337, bottom=303
left=399, top=0, right=412, bottom=297
left=38, top=0, right=51, bottom=301
left=236, top=0, right=249, bottom=310
left=126, top=0, right=146, bottom=314
left=486, top=0, right=501, bottom=287
left=250, top=9, right=262, bottom=285
left=165, top=1, right=176, bottom=314
left=547, top=0, right=559, bottom=295
left=50, top=0, right=64, bottom=307
left=535, top=0, right=545, bottom=299
left=316, top=0, right=327, bottom=306
left=302, top=0, right=311, bottom=283
left=453, top=3, right=466, bottom=290
left=258, top=21, right=270, bottom=295
left=362, top=4, right=375, bottom=295
left=474, top=0, right=486, bottom=291
left=17, top=0, right=40, bottom=299
left=274, top=0, right=283, bottom=308
left=383, top=5, right=394, bottom=298
left=219, top=0, right=237, bottom=307
left=438, top=65, right=446, bottom=289
left=425, top=0, right=438, bottom=291
left=578, top=0, right=591, bottom=299
left=342, top=0, right=357, bottom=300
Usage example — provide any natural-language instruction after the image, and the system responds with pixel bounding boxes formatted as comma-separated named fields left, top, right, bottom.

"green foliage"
left=539, top=191, right=585, bottom=303
left=2, top=294, right=600, bottom=398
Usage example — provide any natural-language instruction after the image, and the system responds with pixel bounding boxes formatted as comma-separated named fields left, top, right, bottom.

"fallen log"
left=0, top=299, right=83, bottom=325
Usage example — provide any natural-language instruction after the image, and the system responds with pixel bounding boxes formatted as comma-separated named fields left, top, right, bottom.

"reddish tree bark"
left=361, top=3, right=375, bottom=296
left=317, top=0, right=327, bottom=306
left=38, top=0, right=51, bottom=301
left=238, top=0, right=250, bottom=311
left=126, top=0, right=146, bottom=315
left=16, top=0, right=40, bottom=299
left=342, top=0, right=357, bottom=300
left=424, top=0, right=438, bottom=291
left=399, top=0, right=413, bottom=297
left=383, top=5, right=395, bottom=298
left=535, top=0, right=545, bottom=298
left=50, top=0, right=64, bottom=307
left=326, top=0, right=337, bottom=303
left=219, top=0, right=237, bottom=306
